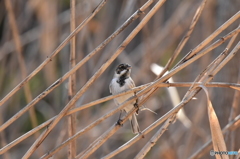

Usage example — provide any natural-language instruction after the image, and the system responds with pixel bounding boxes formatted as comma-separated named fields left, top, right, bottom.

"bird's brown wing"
left=128, top=77, right=136, bottom=89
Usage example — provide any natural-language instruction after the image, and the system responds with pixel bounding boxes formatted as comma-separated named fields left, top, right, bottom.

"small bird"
left=109, top=63, right=140, bottom=134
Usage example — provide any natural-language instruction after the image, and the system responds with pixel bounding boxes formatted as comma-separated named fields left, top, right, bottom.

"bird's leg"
left=117, top=110, right=123, bottom=126
left=134, top=98, right=140, bottom=114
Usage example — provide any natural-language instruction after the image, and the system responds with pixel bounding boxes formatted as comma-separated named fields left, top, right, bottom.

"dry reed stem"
left=40, top=27, right=239, bottom=158
left=68, top=0, right=77, bottom=158
left=0, top=0, right=107, bottom=108
left=102, top=42, right=240, bottom=159
left=157, top=0, right=207, bottom=78
left=189, top=114, right=240, bottom=159
left=174, top=10, right=240, bottom=68
left=225, top=25, right=240, bottom=50
left=23, top=0, right=156, bottom=158
left=0, top=0, right=149, bottom=132
left=134, top=115, right=176, bottom=159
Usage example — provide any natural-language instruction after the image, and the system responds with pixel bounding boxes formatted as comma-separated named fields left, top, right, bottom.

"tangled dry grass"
left=0, top=0, right=240, bottom=158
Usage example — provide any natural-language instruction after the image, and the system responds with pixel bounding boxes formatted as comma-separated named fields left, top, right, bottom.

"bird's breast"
left=111, top=78, right=135, bottom=105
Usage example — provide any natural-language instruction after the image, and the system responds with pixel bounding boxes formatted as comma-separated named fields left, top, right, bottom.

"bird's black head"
left=115, top=63, right=131, bottom=76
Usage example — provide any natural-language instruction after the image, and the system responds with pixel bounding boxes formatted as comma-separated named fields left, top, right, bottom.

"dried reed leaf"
left=199, top=85, right=228, bottom=159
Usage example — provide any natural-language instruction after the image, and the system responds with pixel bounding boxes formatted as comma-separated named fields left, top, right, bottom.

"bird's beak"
left=127, top=65, right=132, bottom=69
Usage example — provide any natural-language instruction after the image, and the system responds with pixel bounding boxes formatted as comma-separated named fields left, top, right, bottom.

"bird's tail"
left=130, top=114, right=140, bottom=134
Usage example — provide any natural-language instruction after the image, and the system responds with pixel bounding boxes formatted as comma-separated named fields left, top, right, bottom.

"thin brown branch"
left=68, top=0, right=77, bottom=158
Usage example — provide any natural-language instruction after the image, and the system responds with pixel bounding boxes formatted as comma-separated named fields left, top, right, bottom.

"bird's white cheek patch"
left=119, top=70, right=127, bottom=76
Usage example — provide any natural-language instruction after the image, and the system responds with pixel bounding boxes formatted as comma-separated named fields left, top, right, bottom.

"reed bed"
left=0, top=0, right=239, bottom=158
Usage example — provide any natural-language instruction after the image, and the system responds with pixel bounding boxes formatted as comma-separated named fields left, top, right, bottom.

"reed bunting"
left=109, top=63, right=140, bottom=134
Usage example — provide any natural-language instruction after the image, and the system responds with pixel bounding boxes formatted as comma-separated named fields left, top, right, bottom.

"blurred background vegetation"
left=0, top=0, right=239, bottom=158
